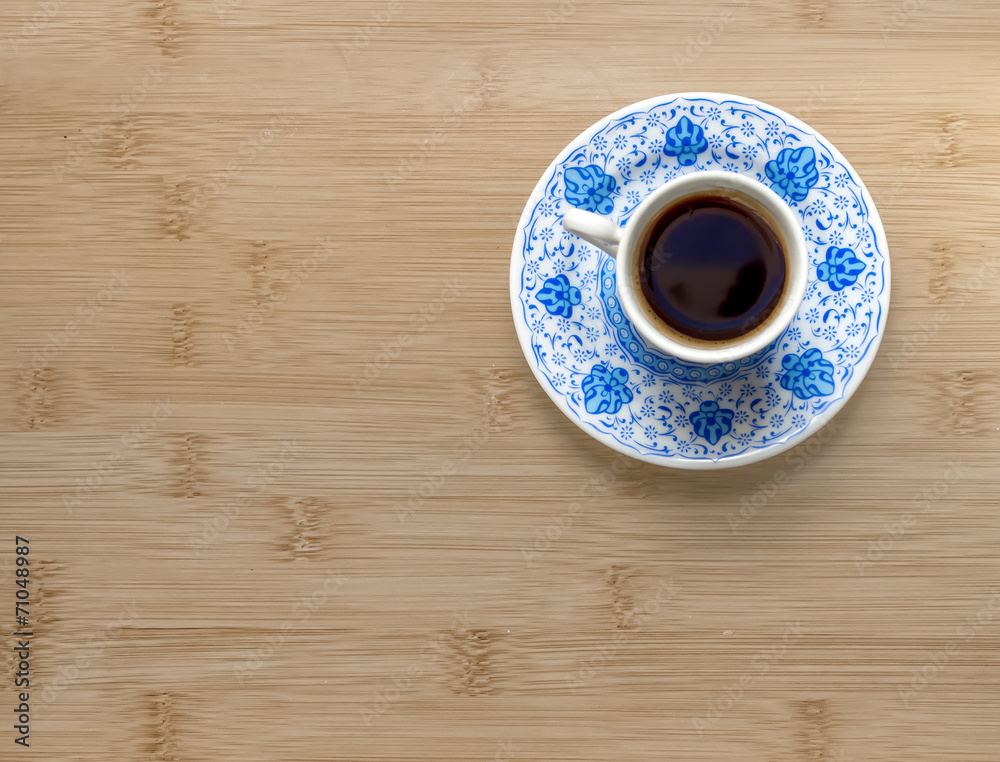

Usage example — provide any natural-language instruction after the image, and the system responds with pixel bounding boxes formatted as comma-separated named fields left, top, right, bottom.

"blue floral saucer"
left=510, top=93, right=891, bottom=469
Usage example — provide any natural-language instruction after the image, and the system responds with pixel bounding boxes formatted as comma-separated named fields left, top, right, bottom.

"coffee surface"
left=638, top=195, right=786, bottom=342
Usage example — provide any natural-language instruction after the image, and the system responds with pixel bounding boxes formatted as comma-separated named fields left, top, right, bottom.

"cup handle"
left=562, top=209, right=624, bottom=258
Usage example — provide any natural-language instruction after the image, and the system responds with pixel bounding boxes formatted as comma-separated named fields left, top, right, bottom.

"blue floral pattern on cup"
left=779, top=349, right=836, bottom=400
left=765, top=146, right=820, bottom=202
left=564, top=165, right=617, bottom=214
left=817, top=246, right=865, bottom=291
left=690, top=401, right=735, bottom=445
left=582, top=364, right=634, bottom=415
left=536, top=274, right=582, bottom=317
left=663, top=115, right=708, bottom=166
left=513, top=94, right=890, bottom=464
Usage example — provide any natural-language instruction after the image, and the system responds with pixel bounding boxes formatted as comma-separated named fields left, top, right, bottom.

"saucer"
left=510, top=93, right=891, bottom=469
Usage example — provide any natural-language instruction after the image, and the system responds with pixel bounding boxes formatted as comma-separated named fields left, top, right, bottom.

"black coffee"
left=638, top=195, right=786, bottom=342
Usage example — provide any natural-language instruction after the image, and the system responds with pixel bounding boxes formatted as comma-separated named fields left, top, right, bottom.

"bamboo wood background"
left=1, top=0, right=999, bottom=759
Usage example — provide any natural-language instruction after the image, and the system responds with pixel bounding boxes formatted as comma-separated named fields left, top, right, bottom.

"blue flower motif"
left=536, top=274, right=582, bottom=318
left=581, top=364, right=633, bottom=415
left=663, top=116, right=708, bottom=166
left=564, top=165, right=616, bottom=214
left=765, top=146, right=820, bottom=202
left=817, top=246, right=865, bottom=291
left=780, top=348, right=836, bottom=400
left=689, top=401, right=735, bottom=445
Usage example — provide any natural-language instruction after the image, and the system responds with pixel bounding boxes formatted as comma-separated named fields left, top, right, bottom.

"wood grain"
left=1, top=0, right=999, bottom=759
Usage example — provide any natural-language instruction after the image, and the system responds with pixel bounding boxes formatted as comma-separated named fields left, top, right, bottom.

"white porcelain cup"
left=562, top=171, right=807, bottom=365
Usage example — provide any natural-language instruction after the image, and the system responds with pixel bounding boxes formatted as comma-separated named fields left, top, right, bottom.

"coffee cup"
left=562, top=171, right=807, bottom=364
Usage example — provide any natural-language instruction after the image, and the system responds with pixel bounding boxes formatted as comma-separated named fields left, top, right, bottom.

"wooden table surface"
left=2, top=1, right=999, bottom=759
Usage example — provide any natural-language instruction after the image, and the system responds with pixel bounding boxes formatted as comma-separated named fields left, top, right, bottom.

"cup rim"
left=615, top=171, right=808, bottom=365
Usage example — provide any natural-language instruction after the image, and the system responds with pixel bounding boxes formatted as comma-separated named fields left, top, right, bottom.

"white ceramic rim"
left=509, top=92, right=892, bottom=470
left=614, top=170, right=809, bottom=364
